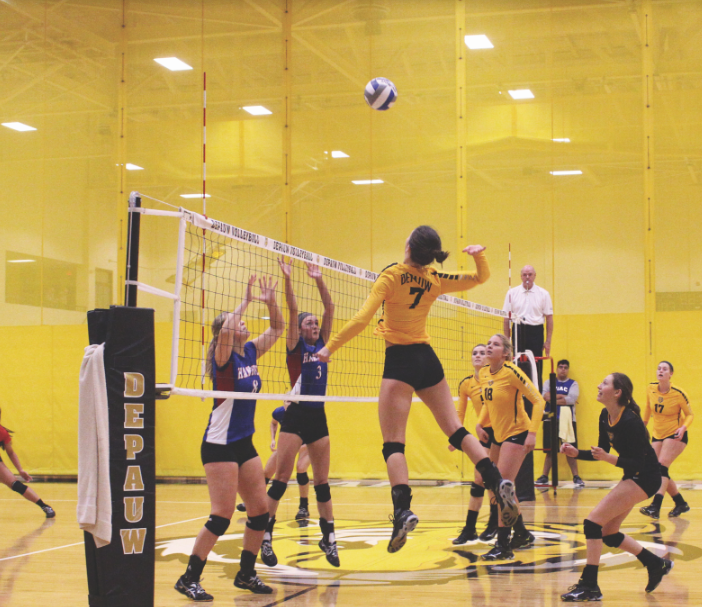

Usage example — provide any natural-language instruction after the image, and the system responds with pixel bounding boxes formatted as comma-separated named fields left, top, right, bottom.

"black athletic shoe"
left=479, top=522, right=498, bottom=542
left=452, top=526, right=478, bottom=545
left=295, top=506, right=310, bottom=520
left=495, top=480, right=519, bottom=527
left=387, top=509, right=419, bottom=554
left=645, top=558, right=673, bottom=593
left=640, top=504, right=660, bottom=519
left=175, top=575, right=214, bottom=601
left=236, top=503, right=246, bottom=512
left=534, top=475, right=550, bottom=487
left=260, top=539, right=278, bottom=567
left=668, top=502, right=690, bottom=518
left=41, top=505, right=56, bottom=518
left=234, top=570, right=274, bottom=594
left=560, top=580, right=603, bottom=602
left=480, top=541, right=514, bottom=561
left=510, top=530, right=535, bottom=550
left=318, top=537, right=340, bottom=567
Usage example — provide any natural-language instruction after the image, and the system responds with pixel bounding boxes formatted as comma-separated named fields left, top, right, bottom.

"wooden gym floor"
left=1, top=481, right=701, bottom=606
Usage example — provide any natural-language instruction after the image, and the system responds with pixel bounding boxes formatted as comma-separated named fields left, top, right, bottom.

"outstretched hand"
left=254, top=276, right=279, bottom=306
left=244, top=274, right=257, bottom=302
left=560, top=443, right=578, bottom=458
left=317, top=346, right=331, bottom=362
left=20, top=470, right=33, bottom=482
left=278, top=256, right=293, bottom=279
left=463, top=245, right=486, bottom=256
left=306, top=262, right=322, bottom=280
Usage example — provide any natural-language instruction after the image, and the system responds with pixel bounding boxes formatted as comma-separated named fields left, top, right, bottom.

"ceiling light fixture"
left=550, top=170, right=582, bottom=176
left=352, top=179, right=383, bottom=185
left=154, top=57, right=193, bottom=71
left=180, top=193, right=211, bottom=198
left=243, top=106, right=272, bottom=116
left=125, top=163, right=144, bottom=171
left=508, top=89, right=534, bottom=100
left=464, top=35, right=494, bottom=49
left=331, top=151, right=349, bottom=158
left=2, top=122, right=37, bottom=131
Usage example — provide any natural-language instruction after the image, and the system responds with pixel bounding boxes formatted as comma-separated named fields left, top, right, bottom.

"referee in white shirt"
left=502, top=265, right=553, bottom=391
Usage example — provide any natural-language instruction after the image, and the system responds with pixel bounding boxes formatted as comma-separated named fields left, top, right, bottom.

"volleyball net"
left=128, top=198, right=512, bottom=403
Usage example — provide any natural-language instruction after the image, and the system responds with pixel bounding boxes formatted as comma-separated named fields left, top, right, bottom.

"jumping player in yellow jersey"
left=476, top=334, right=546, bottom=561
left=639, top=361, right=694, bottom=519
left=317, top=226, right=519, bottom=554
left=451, top=344, right=500, bottom=544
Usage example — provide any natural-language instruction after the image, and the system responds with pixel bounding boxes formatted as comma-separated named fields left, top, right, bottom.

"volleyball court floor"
left=2, top=481, right=701, bottom=606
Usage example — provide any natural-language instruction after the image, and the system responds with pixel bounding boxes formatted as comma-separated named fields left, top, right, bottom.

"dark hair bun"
left=408, top=226, right=449, bottom=266
left=434, top=249, right=450, bottom=264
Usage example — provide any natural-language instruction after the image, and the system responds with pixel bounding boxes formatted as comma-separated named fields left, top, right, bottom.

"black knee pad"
left=660, top=464, right=669, bottom=479
left=11, top=481, right=28, bottom=495
left=267, top=479, right=288, bottom=501
left=314, top=482, right=331, bottom=503
left=382, top=442, right=405, bottom=462
left=205, top=514, right=230, bottom=536
left=246, top=512, right=269, bottom=532
left=583, top=518, right=603, bottom=540
left=448, top=427, right=469, bottom=451
left=470, top=483, right=486, bottom=498
left=296, top=472, right=309, bottom=486
left=602, top=532, right=625, bottom=548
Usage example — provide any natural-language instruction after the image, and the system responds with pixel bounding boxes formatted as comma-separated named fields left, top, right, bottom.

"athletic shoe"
left=534, top=475, right=550, bottom=487
left=560, top=580, right=603, bottom=602
left=41, top=505, right=56, bottom=518
left=236, top=503, right=246, bottom=512
left=640, top=504, right=660, bottom=519
left=260, top=539, right=278, bottom=567
left=387, top=509, right=419, bottom=554
left=495, top=480, right=519, bottom=527
left=510, top=530, right=535, bottom=550
left=573, top=476, right=585, bottom=488
left=234, top=570, right=274, bottom=594
left=479, top=522, right=498, bottom=542
left=480, top=541, right=514, bottom=561
left=645, top=558, right=673, bottom=593
left=295, top=506, right=310, bottom=520
left=175, top=575, right=213, bottom=601
left=318, top=537, right=340, bottom=567
left=668, top=502, right=690, bottom=518
left=452, top=526, right=478, bottom=545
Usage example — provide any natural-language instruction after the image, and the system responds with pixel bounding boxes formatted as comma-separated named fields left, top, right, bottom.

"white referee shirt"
left=503, top=284, right=553, bottom=326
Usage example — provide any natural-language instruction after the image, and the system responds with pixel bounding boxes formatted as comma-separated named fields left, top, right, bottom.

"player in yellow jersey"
left=476, top=334, right=546, bottom=561
left=639, top=361, right=693, bottom=519
left=317, top=226, right=519, bottom=554
left=451, top=343, right=500, bottom=544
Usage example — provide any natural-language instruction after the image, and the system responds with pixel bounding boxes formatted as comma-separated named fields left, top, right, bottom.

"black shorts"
left=383, top=343, right=444, bottom=391
left=623, top=471, right=662, bottom=498
left=280, top=402, right=329, bottom=445
left=480, top=426, right=496, bottom=449
left=652, top=432, right=688, bottom=445
left=495, top=430, right=529, bottom=447
left=201, top=435, right=258, bottom=466
left=543, top=419, right=578, bottom=450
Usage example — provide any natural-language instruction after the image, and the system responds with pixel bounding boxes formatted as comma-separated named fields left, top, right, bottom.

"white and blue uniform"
left=542, top=378, right=579, bottom=420
left=205, top=342, right=261, bottom=444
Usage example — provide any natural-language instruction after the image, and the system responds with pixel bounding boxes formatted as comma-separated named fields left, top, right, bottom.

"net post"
left=125, top=192, right=142, bottom=307
left=549, top=366, right=559, bottom=493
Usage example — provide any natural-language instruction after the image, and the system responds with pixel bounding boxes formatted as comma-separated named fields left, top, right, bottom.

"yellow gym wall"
left=0, top=1, right=700, bottom=482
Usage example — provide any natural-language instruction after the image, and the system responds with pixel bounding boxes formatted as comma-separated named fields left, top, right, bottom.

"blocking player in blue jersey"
left=260, top=258, right=338, bottom=568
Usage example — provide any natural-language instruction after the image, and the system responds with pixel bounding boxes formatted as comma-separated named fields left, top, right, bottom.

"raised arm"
left=278, top=257, right=299, bottom=351
left=251, top=276, right=285, bottom=358
left=306, top=262, right=335, bottom=344
left=544, top=315, right=553, bottom=356
left=5, top=442, right=32, bottom=482
left=437, top=247, right=490, bottom=294
left=270, top=418, right=279, bottom=451
left=642, top=388, right=652, bottom=426
left=214, top=274, right=257, bottom=368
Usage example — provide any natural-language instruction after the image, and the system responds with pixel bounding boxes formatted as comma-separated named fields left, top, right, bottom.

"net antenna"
left=126, top=198, right=519, bottom=403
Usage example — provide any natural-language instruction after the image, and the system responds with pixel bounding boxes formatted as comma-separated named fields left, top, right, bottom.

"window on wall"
left=95, top=268, right=113, bottom=309
left=5, top=251, right=79, bottom=311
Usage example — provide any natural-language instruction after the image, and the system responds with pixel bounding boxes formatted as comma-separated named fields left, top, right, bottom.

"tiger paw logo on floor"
left=155, top=518, right=697, bottom=586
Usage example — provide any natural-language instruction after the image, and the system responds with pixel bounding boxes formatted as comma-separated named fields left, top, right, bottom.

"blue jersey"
left=543, top=378, right=578, bottom=420
left=272, top=406, right=286, bottom=424
left=286, top=336, right=327, bottom=409
left=205, top=342, right=261, bottom=444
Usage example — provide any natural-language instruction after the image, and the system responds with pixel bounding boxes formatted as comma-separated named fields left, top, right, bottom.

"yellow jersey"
left=477, top=361, right=545, bottom=443
left=457, top=374, right=491, bottom=428
left=326, top=252, right=489, bottom=353
left=643, top=383, right=694, bottom=440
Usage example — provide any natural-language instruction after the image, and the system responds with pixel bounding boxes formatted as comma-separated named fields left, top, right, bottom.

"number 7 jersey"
left=326, top=251, right=489, bottom=352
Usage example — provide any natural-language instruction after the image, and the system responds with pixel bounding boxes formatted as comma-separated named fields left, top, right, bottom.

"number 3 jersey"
left=205, top=341, right=261, bottom=444
left=325, top=251, right=489, bottom=353
left=287, top=336, right=328, bottom=409
left=643, top=383, right=694, bottom=440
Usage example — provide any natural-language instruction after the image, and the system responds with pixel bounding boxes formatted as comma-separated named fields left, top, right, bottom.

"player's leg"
left=658, top=438, right=688, bottom=517
left=307, top=436, right=339, bottom=566
left=453, top=467, right=483, bottom=544
left=0, top=462, right=54, bottom=517
left=479, top=441, right=501, bottom=541
left=294, top=446, right=311, bottom=520
left=416, top=378, right=518, bottom=528
left=640, top=440, right=665, bottom=519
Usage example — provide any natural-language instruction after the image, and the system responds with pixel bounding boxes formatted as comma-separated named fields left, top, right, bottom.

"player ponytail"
left=408, top=226, right=449, bottom=266
left=206, top=312, right=228, bottom=381
left=611, top=372, right=642, bottom=417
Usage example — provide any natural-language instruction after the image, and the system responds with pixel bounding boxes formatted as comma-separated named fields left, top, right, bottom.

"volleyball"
left=364, top=77, right=398, bottom=111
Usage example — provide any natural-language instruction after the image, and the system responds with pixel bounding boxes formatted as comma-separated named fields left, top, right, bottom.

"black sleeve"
left=576, top=410, right=611, bottom=461
left=614, top=416, right=649, bottom=470
left=576, top=449, right=594, bottom=461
